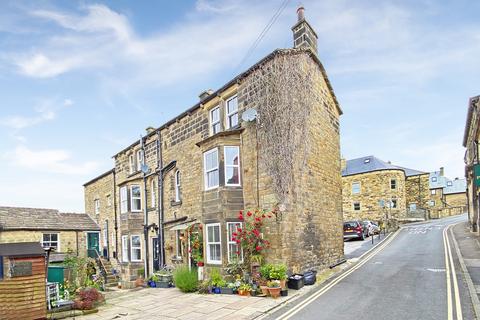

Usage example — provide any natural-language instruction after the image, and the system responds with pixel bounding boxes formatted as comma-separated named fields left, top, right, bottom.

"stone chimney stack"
left=146, top=126, right=156, bottom=134
left=291, top=6, right=318, bottom=54
left=341, top=158, right=346, bottom=171
left=199, top=89, right=214, bottom=101
left=440, top=167, right=445, bottom=176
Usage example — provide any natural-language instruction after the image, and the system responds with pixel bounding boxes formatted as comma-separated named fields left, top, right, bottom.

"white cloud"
left=7, top=145, right=99, bottom=175
left=0, top=98, right=71, bottom=130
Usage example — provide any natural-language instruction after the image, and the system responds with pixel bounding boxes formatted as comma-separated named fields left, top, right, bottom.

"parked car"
left=343, top=220, right=366, bottom=240
left=362, top=220, right=380, bottom=236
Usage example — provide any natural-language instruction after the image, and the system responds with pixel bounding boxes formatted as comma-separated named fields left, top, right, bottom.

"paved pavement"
left=266, top=215, right=474, bottom=320
left=344, top=232, right=389, bottom=260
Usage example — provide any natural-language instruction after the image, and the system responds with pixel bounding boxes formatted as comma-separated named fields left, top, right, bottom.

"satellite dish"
left=141, top=164, right=150, bottom=174
left=241, top=108, right=257, bottom=122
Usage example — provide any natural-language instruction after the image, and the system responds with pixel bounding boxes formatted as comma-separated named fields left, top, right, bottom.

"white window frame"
left=151, top=179, right=156, bottom=208
left=391, top=199, right=398, bottom=208
left=121, top=235, right=129, bottom=262
left=204, top=148, right=219, bottom=190
left=130, top=185, right=142, bottom=212
left=210, top=106, right=221, bottom=135
left=227, top=222, right=243, bottom=263
left=175, top=170, right=181, bottom=202
left=431, top=189, right=436, bottom=195
left=106, top=194, right=111, bottom=207
left=225, top=95, right=238, bottom=129
left=390, top=179, right=397, bottom=190
left=206, top=223, right=222, bottom=265
left=224, top=146, right=241, bottom=187
left=94, top=199, right=100, bottom=215
left=431, top=177, right=437, bottom=182
left=130, top=235, right=142, bottom=262
left=42, top=233, right=60, bottom=251
left=129, top=154, right=135, bottom=174
left=352, top=182, right=361, bottom=194
left=447, top=181, right=453, bottom=187
left=120, top=186, right=128, bottom=213
left=353, top=202, right=361, bottom=211
left=136, top=149, right=144, bottom=172
left=175, top=230, right=183, bottom=258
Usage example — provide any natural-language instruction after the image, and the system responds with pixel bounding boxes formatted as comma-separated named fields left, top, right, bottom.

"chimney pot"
left=146, top=126, right=155, bottom=134
left=297, top=6, right=305, bottom=21
left=440, top=167, right=445, bottom=176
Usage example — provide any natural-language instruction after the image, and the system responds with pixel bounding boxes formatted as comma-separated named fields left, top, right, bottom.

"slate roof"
left=0, top=206, right=100, bottom=231
left=342, top=155, right=426, bottom=177
left=444, top=178, right=467, bottom=195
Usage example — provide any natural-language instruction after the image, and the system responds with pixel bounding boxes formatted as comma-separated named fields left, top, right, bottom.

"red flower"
left=253, top=229, right=260, bottom=237
left=255, top=246, right=262, bottom=251
left=237, top=228, right=242, bottom=233
left=232, top=232, right=237, bottom=236
left=188, top=248, right=192, bottom=253
left=199, top=224, right=203, bottom=229
left=267, top=215, right=272, bottom=218
left=239, top=210, right=243, bottom=215
left=247, top=211, right=253, bottom=217
left=235, top=251, right=240, bottom=255
left=255, top=217, right=261, bottom=222
left=239, top=215, right=244, bottom=221
left=262, top=214, right=266, bottom=218
left=236, top=240, right=241, bottom=244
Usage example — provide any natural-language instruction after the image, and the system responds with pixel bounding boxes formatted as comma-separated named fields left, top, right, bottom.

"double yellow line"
left=276, top=230, right=400, bottom=320
left=443, top=225, right=463, bottom=320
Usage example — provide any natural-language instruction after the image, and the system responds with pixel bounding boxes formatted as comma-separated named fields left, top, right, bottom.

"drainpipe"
left=141, top=136, right=150, bottom=278
left=157, top=130, right=164, bottom=269
left=113, top=171, right=119, bottom=261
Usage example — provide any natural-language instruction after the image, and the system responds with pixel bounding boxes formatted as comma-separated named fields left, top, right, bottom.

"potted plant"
left=209, top=269, right=223, bottom=294
left=269, top=264, right=287, bottom=289
left=135, top=268, right=145, bottom=287
left=148, top=274, right=159, bottom=287
left=238, top=283, right=252, bottom=296
left=280, top=288, right=288, bottom=297
left=220, top=281, right=235, bottom=294
left=267, top=280, right=281, bottom=299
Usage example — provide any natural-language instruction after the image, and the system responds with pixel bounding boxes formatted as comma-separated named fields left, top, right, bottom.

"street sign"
left=475, top=164, right=480, bottom=187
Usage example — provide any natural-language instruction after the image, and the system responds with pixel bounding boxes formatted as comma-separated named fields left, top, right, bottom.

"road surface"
left=268, top=215, right=474, bottom=320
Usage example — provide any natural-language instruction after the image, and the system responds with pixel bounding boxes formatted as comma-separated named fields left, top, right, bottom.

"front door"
left=152, top=237, right=159, bottom=271
left=87, top=232, right=100, bottom=258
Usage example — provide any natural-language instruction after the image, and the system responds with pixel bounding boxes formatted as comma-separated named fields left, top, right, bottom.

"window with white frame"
left=390, top=179, right=397, bottom=190
left=431, top=189, right=436, bottom=195
left=136, top=150, right=144, bottom=172
left=130, top=185, right=142, bottom=212
left=225, top=146, right=241, bottom=186
left=175, top=230, right=183, bottom=258
left=226, top=96, right=238, bottom=129
left=151, top=179, right=156, bottom=208
left=431, top=177, right=437, bottom=182
left=430, top=200, right=436, bottom=207
left=42, top=233, right=59, bottom=250
left=206, top=223, right=222, bottom=264
left=447, top=181, right=453, bottom=187
left=94, top=199, right=100, bottom=215
left=106, top=194, right=111, bottom=207
left=227, top=222, right=243, bottom=263
left=353, top=202, right=361, bottom=211
left=204, top=148, right=219, bottom=190
left=122, top=235, right=129, bottom=262
left=129, top=154, right=135, bottom=174
left=391, top=199, right=398, bottom=208
left=352, top=182, right=360, bottom=194
left=130, top=235, right=141, bottom=261
left=120, top=186, right=128, bottom=213
left=210, top=106, right=221, bottom=134
left=175, top=170, right=181, bottom=202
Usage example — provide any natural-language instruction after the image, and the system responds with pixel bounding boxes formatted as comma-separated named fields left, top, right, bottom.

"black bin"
left=288, top=274, right=304, bottom=290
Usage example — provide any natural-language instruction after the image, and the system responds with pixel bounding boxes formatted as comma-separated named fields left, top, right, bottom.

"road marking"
left=426, top=268, right=446, bottom=273
left=275, top=229, right=400, bottom=320
left=445, top=225, right=463, bottom=320
left=444, top=226, right=453, bottom=320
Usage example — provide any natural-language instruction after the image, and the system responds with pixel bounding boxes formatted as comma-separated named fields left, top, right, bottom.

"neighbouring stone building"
left=0, top=206, right=100, bottom=260
left=463, top=95, right=480, bottom=232
left=84, top=7, right=344, bottom=282
left=342, top=156, right=467, bottom=223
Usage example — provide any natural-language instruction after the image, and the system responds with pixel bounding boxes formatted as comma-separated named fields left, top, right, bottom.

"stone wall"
left=405, top=174, right=430, bottom=211
left=444, top=192, right=467, bottom=208
left=342, top=170, right=407, bottom=222
left=0, top=230, right=87, bottom=256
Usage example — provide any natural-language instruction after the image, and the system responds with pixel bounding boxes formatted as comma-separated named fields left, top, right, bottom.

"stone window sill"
left=171, top=200, right=182, bottom=207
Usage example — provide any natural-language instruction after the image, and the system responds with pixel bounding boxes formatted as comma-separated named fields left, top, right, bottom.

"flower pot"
left=238, top=289, right=250, bottom=296
left=268, top=287, right=281, bottom=299
left=280, top=289, right=288, bottom=297
left=135, top=278, right=144, bottom=287
left=213, top=287, right=221, bottom=294
left=288, top=274, right=304, bottom=290
left=280, top=279, right=286, bottom=289
left=148, top=280, right=156, bottom=288
left=197, top=262, right=204, bottom=267
left=220, top=287, right=234, bottom=294
left=260, top=285, right=270, bottom=296
left=156, top=281, right=170, bottom=288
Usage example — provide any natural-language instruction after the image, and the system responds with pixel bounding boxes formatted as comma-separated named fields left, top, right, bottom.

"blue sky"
left=0, top=0, right=479, bottom=212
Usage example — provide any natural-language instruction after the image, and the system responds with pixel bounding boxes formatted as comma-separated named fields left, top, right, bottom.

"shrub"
left=260, top=264, right=273, bottom=280
left=73, top=287, right=104, bottom=310
left=269, top=264, right=287, bottom=280
left=173, top=266, right=198, bottom=293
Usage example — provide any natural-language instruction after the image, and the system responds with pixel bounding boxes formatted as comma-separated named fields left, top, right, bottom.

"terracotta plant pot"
left=135, top=278, right=144, bottom=287
left=260, top=285, right=270, bottom=296
left=268, top=287, right=281, bottom=299
left=280, top=279, right=286, bottom=289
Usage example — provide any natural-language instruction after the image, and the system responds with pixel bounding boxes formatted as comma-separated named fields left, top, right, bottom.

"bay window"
left=130, top=235, right=142, bottom=262
left=122, top=235, right=129, bottom=262
left=224, top=146, right=240, bottom=186
left=130, top=185, right=142, bottom=212
left=204, top=148, right=219, bottom=190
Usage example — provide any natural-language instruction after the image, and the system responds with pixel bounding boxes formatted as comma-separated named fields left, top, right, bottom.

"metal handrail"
left=89, top=249, right=108, bottom=288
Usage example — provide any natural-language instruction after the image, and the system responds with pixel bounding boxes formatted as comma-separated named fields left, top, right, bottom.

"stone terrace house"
left=0, top=206, right=100, bottom=260
left=341, top=156, right=466, bottom=223
left=84, top=7, right=344, bottom=282
left=463, top=95, right=480, bottom=232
